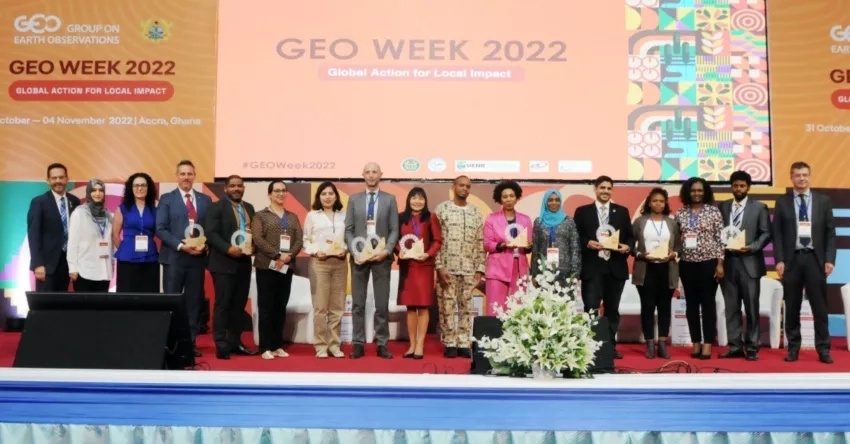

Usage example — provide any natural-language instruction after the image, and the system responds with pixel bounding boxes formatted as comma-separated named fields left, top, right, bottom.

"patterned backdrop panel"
left=626, top=0, right=770, bottom=182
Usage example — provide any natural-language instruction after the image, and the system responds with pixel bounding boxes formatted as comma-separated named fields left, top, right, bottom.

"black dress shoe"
left=745, top=351, right=758, bottom=361
left=350, top=344, right=365, bottom=359
left=233, top=344, right=259, bottom=356
left=819, top=353, right=834, bottom=364
left=377, top=346, right=393, bottom=359
left=719, top=350, right=745, bottom=359
left=657, top=341, right=671, bottom=359
left=457, top=348, right=472, bottom=358
left=403, top=352, right=415, bottom=359
left=413, top=354, right=424, bottom=360
left=613, top=350, right=623, bottom=359
left=784, top=350, right=799, bottom=362
left=216, top=351, right=231, bottom=360
left=444, top=347, right=457, bottom=358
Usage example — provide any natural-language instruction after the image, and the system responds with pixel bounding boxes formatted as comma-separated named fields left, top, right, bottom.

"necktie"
left=733, top=203, right=742, bottom=229
left=60, top=196, right=68, bottom=251
left=367, top=192, right=376, bottom=221
left=600, top=205, right=610, bottom=260
left=185, top=193, right=197, bottom=238
left=799, top=194, right=810, bottom=247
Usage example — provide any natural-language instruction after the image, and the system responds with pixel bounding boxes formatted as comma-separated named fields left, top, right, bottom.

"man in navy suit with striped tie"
left=27, top=163, right=81, bottom=292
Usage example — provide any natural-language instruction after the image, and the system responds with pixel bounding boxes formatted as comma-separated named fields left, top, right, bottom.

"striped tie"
left=733, top=203, right=742, bottom=229
left=60, top=196, right=68, bottom=251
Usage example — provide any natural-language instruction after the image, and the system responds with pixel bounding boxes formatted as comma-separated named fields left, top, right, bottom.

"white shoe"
left=316, top=350, right=328, bottom=359
left=329, top=348, right=345, bottom=358
left=273, top=348, right=289, bottom=358
left=261, top=351, right=275, bottom=360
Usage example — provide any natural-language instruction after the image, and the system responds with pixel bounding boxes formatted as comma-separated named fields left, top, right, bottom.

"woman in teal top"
left=530, top=189, right=581, bottom=288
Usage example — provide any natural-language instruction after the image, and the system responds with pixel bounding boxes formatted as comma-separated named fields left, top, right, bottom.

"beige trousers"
left=308, top=256, right=348, bottom=352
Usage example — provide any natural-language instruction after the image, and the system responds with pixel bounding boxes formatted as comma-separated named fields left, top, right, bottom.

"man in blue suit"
left=27, top=163, right=81, bottom=292
left=156, top=159, right=211, bottom=356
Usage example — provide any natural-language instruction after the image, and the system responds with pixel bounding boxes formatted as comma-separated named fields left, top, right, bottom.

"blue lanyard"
left=91, top=215, right=106, bottom=238
left=137, top=205, right=147, bottom=235
left=549, top=226, right=556, bottom=246
left=597, top=207, right=608, bottom=225
left=412, top=218, right=421, bottom=237
left=650, top=219, right=663, bottom=237
left=688, top=206, right=703, bottom=228
left=796, top=195, right=809, bottom=216
left=279, top=210, right=288, bottom=231
left=235, top=204, right=246, bottom=231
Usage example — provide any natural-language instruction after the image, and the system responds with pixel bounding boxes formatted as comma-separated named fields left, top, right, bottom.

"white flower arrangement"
left=475, top=260, right=602, bottom=379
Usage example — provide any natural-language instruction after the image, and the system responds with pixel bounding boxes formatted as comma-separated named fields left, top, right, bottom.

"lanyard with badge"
left=546, top=226, right=559, bottom=266
left=650, top=219, right=664, bottom=251
left=684, top=207, right=701, bottom=249
left=797, top=195, right=812, bottom=238
left=278, top=210, right=291, bottom=253
left=92, top=214, right=110, bottom=259
left=135, top=206, right=150, bottom=253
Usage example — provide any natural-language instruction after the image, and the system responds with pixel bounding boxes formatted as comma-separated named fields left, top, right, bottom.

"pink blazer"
left=483, top=210, right=533, bottom=282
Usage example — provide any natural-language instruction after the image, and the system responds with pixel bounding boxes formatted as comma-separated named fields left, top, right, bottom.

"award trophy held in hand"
left=350, top=234, right=386, bottom=264
left=310, top=232, right=346, bottom=257
left=399, top=234, right=425, bottom=259
left=596, top=224, right=620, bottom=250
left=722, top=226, right=746, bottom=250
left=645, top=241, right=670, bottom=261
left=183, top=222, right=207, bottom=249
left=504, top=223, right=529, bottom=248
left=230, top=229, right=253, bottom=255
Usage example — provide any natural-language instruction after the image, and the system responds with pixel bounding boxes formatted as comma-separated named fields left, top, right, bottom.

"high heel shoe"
left=414, top=354, right=424, bottom=360
left=690, top=343, right=702, bottom=359
left=403, top=352, right=415, bottom=359
left=699, top=345, right=712, bottom=360
left=645, top=340, right=656, bottom=359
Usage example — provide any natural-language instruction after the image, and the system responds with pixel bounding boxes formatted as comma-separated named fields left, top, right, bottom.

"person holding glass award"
left=483, top=180, right=532, bottom=315
left=303, top=181, right=348, bottom=359
left=67, top=179, right=114, bottom=292
left=718, top=171, right=771, bottom=361
left=395, top=187, right=442, bottom=359
left=631, top=188, right=680, bottom=359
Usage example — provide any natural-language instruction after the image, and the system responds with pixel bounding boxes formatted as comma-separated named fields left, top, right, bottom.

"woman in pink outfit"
left=483, top=180, right=533, bottom=315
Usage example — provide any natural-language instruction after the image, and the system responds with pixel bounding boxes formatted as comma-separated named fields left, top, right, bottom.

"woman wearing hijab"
left=530, top=189, right=581, bottom=288
left=67, top=179, right=114, bottom=292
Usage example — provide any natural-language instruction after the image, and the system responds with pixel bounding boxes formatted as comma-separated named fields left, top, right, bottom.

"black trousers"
left=783, top=250, right=830, bottom=352
left=73, top=276, right=110, bottom=292
left=256, top=268, right=293, bottom=352
left=722, top=256, right=760, bottom=352
left=35, top=254, right=70, bottom=292
left=211, top=262, right=252, bottom=352
left=636, top=262, right=673, bottom=339
left=679, top=259, right=718, bottom=344
left=163, top=263, right=205, bottom=344
left=116, top=261, right=161, bottom=293
left=581, top=268, right=625, bottom=347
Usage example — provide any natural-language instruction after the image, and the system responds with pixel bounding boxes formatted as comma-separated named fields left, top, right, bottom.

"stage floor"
left=1, top=332, right=847, bottom=374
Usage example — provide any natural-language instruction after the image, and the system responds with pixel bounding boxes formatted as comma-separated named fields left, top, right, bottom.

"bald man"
left=344, top=162, right=400, bottom=359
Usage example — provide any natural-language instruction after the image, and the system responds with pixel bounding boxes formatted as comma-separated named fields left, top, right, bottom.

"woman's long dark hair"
left=122, top=172, right=157, bottom=209
left=400, top=187, right=430, bottom=224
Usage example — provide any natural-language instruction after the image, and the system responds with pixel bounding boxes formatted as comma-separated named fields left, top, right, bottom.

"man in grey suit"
left=718, top=171, right=771, bottom=361
left=344, top=162, right=400, bottom=359
left=773, top=161, right=835, bottom=364
left=156, top=159, right=212, bottom=357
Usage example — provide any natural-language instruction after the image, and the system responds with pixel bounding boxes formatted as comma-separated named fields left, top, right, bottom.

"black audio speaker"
left=469, top=316, right=616, bottom=375
left=14, top=292, right=195, bottom=370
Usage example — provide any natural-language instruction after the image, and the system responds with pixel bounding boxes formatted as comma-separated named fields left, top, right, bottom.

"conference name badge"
left=546, top=248, right=559, bottom=266
left=134, top=235, right=148, bottom=253
left=279, top=234, right=291, bottom=252
left=798, top=221, right=812, bottom=238
left=97, top=241, right=110, bottom=259
left=366, top=220, right=377, bottom=236
left=684, top=232, right=698, bottom=249
left=269, top=260, right=288, bottom=275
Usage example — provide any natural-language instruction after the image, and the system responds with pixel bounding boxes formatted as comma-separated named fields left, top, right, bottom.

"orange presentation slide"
left=0, top=0, right=218, bottom=181
left=216, top=0, right=626, bottom=180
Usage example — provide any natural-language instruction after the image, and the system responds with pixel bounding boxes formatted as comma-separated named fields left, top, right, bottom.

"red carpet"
left=1, top=331, right=847, bottom=374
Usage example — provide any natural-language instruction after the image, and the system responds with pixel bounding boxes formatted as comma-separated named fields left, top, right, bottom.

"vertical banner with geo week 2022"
left=0, top=0, right=218, bottom=182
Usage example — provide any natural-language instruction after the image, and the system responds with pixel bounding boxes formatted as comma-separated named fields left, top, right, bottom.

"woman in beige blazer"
left=631, top=188, right=682, bottom=360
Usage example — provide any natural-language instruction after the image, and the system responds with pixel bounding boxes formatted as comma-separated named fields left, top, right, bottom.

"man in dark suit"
left=156, top=159, right=212, bottom=356
left=773, top=161, right=835, bottom=364
left=27, top=163, right=81, bottom=292
left=718, top=170, right=771, bottom=361
left=573, top=175, right=634, bottom=359
left=206, top=175, right=259, bottom=359
left=344, top=162, right=400, bottom=359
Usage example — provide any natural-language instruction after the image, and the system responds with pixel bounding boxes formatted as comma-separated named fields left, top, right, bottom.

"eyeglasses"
left=133, top=184, right=148, bottom=189
left=271, top=189, right=287, bottom=194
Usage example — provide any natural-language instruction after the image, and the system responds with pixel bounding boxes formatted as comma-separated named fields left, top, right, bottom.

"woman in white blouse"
left=631, top=188, right=681, bottom=360
left=303, top=182, right=348, bottom=358
left=67, top=179, right=114, bottom=292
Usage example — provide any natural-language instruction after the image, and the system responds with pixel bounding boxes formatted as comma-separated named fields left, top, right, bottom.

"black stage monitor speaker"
left=470, top=316, right=615, bottom=375
left=14, top=292, right=195, bottom=370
